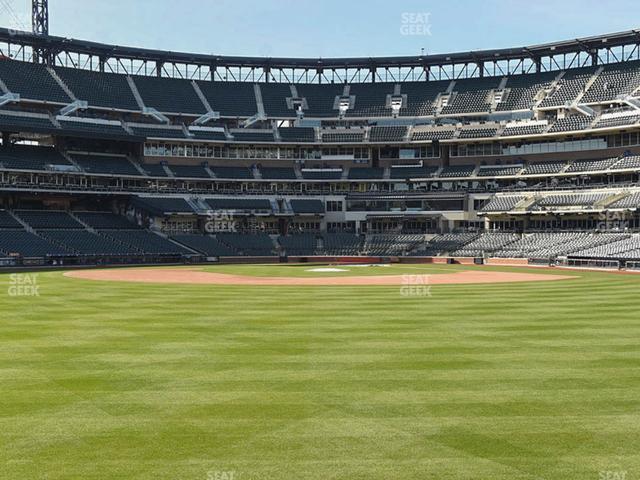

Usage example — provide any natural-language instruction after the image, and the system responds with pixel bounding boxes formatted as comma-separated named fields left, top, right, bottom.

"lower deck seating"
left=322, top=233, right=363, bottom=255
left=411, top=233, right=480, bottom=256
left=171, top=234, right=238, bottom=256
left=0, top=230, right=70, bottom=257
left=363, top=234, right=424, bottom=255
left=74, top=212, right=139, bottom=230
left=217, top=233, right=275, bottom=256
left=279, top=234, right=318, bottom=256
left=40, top=230, right=136, bottom=256
left=100, top=230, right=190, bottom=255
left=452, top=232, right=520, bottom=257
left=15, top=210, right=85, bottom=230
left=0, top=210, right=22, bottom=229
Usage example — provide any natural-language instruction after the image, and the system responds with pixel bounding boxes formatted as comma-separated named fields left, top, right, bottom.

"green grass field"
left=1, top=264, right=640, bottom=479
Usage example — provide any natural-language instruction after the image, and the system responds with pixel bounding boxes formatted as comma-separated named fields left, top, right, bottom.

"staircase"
left=8, top=211, right=34, bottom=233
left=597, top=191, right=628, bottom=209
left=127, top=155, right=148, bottom=176
left=47, top=67, right=78, bottom=102
left=68, top=212, right=96, bottom=233
left=574, top=67, right=604, bottom=106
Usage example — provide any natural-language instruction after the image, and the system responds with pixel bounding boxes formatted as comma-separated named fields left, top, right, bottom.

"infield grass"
left=1, top=264, right=639, bottom=479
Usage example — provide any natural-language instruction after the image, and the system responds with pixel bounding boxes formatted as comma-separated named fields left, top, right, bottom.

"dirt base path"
left=64, top=268, right=576, bottom=286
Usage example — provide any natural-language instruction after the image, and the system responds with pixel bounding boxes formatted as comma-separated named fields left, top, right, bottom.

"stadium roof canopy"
left=1, top=27, right=640, bottom=82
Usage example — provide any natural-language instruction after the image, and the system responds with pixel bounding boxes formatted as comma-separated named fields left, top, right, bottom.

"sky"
left=0, top=0, right=639, bottom=58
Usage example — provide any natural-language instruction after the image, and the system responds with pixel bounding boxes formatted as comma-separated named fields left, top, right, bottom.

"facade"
left=2, top=28, right=640, bottom=266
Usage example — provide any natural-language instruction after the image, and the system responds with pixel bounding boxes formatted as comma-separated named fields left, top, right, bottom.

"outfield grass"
left=1, top=264, right=640, bottom=479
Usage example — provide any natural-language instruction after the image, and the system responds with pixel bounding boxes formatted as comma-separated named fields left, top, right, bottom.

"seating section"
left=369, top=126, right=407, bottom=142
left=71, top=153, right=142, bottom=176
left=290, top=199, right=325, bottom=214
left=497, top=72, right=556, bottom=111
left=480, top=196, right=525, bottom=212
left=581, top=61, right=640, bottom=104
left=322, top=131, right=364, bottom=143
left=439, top=165, right=475, bottom=178
left=189, top=129, right=228, bottom=141
left=167, top=164, right=211, bottom=179
left=502, top=124, right=545, bottom=136
left=0, top=112, right=55, bottom=133
left=279, top=233, right=318, bottom=255
left=211, top=166, right=253, bottom=179
left=260, top=167, right=296, bottom=180
left=571, top=235, right=640, bottom=260
left=523, top=162, right=566, bottom=175
left=399, top=81, right=449, bottom=117
left=171, top=234, right=238, bottom=256
left=130, top=126, right=186, bottom=139
left=610, top=156, right=640, bottom=171
left=492, top=233, right=631, bottom=260
left=322, top=233, right=362, bottom=255
left=348, top=168, right=384, bottom=180
left=566, top=157, right=619, bottom=173
left=278, top=127, right=316, bottom=143
left=133, top=76, right=206, bottom=115
left=534, top=193, right=611, bottom=209
left=412, top=128, right=456, bottom=141
left=301, top=170, right=342, bottom=180
left=58, top=118, right=131, bottom=139
left=346, top=83, right=394, bottom=117
left=0, top=230, right=70, bottom=257
left=0, top=211, right=22, bottom=229
left=232, top=130, right=275, bottom=142
left=142, top=163, right=169, bottom=177
left=477, top=165, right=522, bottom=177
left=539, top=67, right=596, bottom=108
left=55, top=67, right=140, bottom=110
left=548, top=115, right=593, bottom=133
left=441, top=78, right=499, bottom=115
left=390, top=166, right=438, bottom=179
left=453, top=232, right=520, bottom=257
left=593, top=113, right=640, bottom=129
left=132, top=197, right=195, bottom=214
left=196, top=81, right=257, bottom=117
left=295, top=83, right=344, bottom=117
left=15, top=210, right=85, bottom=229
left=0, top=60, right=71, bottom=103
left=413, top=233, right=479, bottom=256
left=101, top=230, right=190, bottom=255
left=74, top=212, right=139, bottom=230
left=363, top=234, right=424, bottom=255
left=40, top=230, right=135, bottom=256
left=609, top=192, right=640, bottom=209
left=0, top=209, right=192, bottom=259
left=0, top=145, right=70, bottom=171
left=458, top=127, right=498, bottom=139
left=260, top=83, right=294, bottom=117
left=217, top=233, right=274, bottom=256
left=206, top=198, right=272, bottom=212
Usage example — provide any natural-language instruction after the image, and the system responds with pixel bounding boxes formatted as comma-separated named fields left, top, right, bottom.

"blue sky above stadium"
left=1, top=0, right=638, bottom=57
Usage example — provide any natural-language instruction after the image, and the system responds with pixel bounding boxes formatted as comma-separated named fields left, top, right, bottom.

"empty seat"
left=15, top=210, right=84, bottom=230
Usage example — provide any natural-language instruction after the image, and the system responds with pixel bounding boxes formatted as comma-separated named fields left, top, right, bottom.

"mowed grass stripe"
left=1, top=265, right=639, bottom=479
